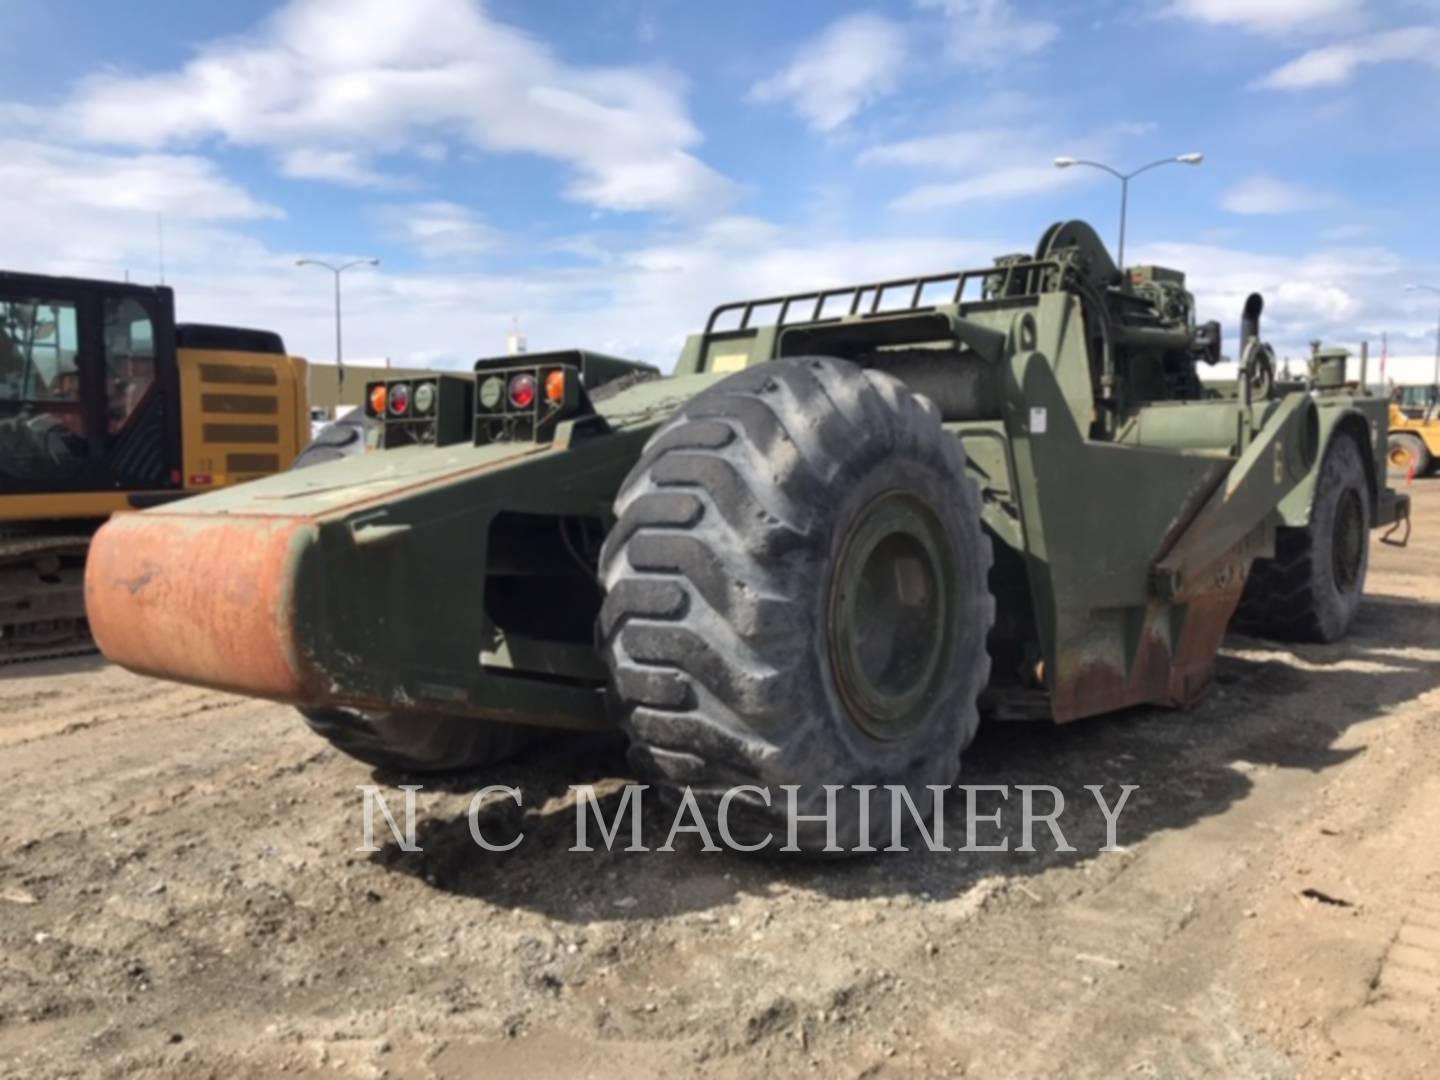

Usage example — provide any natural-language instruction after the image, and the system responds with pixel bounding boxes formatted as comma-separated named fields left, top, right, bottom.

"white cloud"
left=747, top=14, right=907, bottom=132
left=0, top=141, right=282, bottom=283
left=279, top=148, right=402, bottom=189
left=862, top=122, right=1129, bottom=210
left=918, top=0, right=1059, bottom=65
left=272, top=218, right=1000, bottom=370
left=746, top=4, right=1055, bottom=131
left=1221, top=175, right=1339, bottom=213
left=859, top=127, right=1023, bottom=170
left=1255, top=26, right=1440, bottom=88
left=889, top=165, right=1077, bottom=210
left=0, top=139, right=280, bottom=222
left=2, top=141, right=1427, bottom=380
left=1129, top=239, right=1416, bottom=361
left=1321, top=222, right=1371, bottom=240
left=1165, top=0, right=1363, bottom=35
left=0, top=136, right=1003, bottom=369
left=36, top=0, right=730, bottom=214
left=377, top=201, right=496, bottom=259
left=292, top=230, right=1435, bottom=379
left=1115, top=120, right=1159, bottom=137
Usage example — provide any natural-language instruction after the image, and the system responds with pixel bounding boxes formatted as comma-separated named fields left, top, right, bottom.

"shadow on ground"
left=367, top=590, right=1440, bottom=920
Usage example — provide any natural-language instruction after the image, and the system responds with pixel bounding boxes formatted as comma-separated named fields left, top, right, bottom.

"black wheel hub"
left=1332, top=488, right=1364, bottom=593
left=828, top=492, right=952, bottom=740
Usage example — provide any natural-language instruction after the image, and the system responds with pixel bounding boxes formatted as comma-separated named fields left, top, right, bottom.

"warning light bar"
left=472, top=362, right=594, bottom=446
left=364, top=375, right=473, bottom=448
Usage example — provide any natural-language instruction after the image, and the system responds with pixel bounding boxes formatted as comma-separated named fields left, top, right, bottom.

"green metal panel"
left=1276, top=392, right=1387, bottom=527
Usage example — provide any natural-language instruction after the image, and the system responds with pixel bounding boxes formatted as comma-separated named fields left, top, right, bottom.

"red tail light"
left=389, top=383, right=410, bottom=416
left=508, top=373, right=537, bottom=409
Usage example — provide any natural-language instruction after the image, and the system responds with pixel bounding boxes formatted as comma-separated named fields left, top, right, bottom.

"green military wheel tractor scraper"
left=86, top=221, right=1409, bottom=854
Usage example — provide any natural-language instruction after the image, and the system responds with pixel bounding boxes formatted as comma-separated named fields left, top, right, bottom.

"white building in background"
left=506, top=325, right=528, bottom=356
left=1379, top=354, right=1439, bottom=388
left=307, top=358, right=398, bottom=414
left=1210, top=351, right=1438, bottom=392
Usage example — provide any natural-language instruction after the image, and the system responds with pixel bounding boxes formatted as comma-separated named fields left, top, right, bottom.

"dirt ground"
left=2, top=481, right=1438, bottom=1080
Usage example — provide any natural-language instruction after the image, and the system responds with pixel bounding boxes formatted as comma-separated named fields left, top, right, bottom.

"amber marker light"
left=368, top=384, right=387, bottom=416
left=544, top=369, right=566, bottom=404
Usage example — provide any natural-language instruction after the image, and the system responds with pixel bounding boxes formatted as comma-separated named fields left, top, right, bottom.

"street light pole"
left=334, top=269, right=342, bottom=373
left=1053, top=153, right=1204, bottom=270
left=1405, top=283, right=1440, bottom=387
left=296, top=256, right=379, bottom=395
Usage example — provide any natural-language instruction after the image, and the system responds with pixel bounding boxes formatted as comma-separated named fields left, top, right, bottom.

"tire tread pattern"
left=1234, top=435, right=1370, bottom=644
left=598, top=357, right=994, bottom=851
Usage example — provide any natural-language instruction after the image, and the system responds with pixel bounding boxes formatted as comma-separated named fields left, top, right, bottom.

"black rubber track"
left=1234, top=434, right=1371, bottom=643
left=598, top=356, right=994, bottom=854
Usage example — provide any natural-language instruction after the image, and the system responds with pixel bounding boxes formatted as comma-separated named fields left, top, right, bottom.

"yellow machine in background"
left=1, top=269, right=308, bottom=662
left=173, top=330, right=309, bottom=491
left=1387, top=385, right=1439, bottom=478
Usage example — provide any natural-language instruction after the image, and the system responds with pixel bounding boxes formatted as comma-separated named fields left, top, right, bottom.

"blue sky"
left=1, top=0, right=1438, bottom=378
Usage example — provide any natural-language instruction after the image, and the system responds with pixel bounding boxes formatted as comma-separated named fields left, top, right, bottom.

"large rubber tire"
left=299, top=708, right=540, bottom=772
left=290, top=418, right=542, bottom=772
left=598, top=357, right=994, bottom=854
left=1386, top=432, right=1432, bottom=479
left=1235, top=435, right=1371, bottom=643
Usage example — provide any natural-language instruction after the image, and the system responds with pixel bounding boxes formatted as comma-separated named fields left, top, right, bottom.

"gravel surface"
left=2, top=480, right=1438, bottom=1079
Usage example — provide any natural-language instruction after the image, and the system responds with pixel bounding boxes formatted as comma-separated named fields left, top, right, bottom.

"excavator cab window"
left=0, top=295, right=90, bottom=483
left=103, top=296, right=157, bottom=437
left=0, top=272, right=180, bottom=497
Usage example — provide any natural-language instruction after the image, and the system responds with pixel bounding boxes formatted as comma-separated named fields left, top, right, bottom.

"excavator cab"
left=0, top=274, right=179, bottom=499
left=0, top=269, right=309, bottom=663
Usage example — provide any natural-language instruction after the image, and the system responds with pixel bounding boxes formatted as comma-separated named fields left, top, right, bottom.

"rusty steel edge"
left=85, top=512, right=321, bottom=702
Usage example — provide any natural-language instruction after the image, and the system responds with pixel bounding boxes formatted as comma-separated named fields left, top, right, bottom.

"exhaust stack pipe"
left=1240, top=292, right=1263, bottom=345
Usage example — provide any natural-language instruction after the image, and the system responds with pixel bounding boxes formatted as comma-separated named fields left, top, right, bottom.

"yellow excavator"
left=1, top=269, right=310, bottom=663
left=1387, top=384, right=1439, bottom=478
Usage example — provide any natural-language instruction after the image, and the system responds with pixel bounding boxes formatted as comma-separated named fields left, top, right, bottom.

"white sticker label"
left=1029, top=406, right=1047, bottom=434
left=711, top=352, right=749, bottom=373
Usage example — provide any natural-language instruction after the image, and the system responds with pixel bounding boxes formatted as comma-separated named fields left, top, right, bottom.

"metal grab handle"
left=1381, top=513, right=1411, bottom=548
